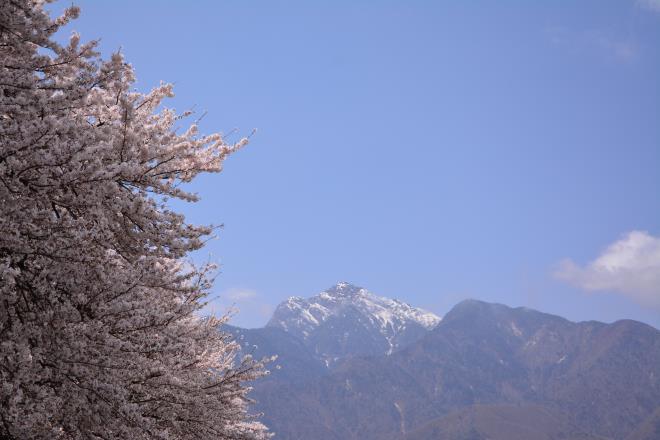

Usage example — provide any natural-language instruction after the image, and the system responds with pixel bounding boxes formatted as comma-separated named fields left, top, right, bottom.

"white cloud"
left=638, top=0, right=660, bottom=13
left=555, top=231, right=660, bottom=308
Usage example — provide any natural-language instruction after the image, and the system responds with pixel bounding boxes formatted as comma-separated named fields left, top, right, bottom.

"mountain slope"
left=223, top=325, right=326, bottom=383
left=244, top=299, right=660, bottom=440
left=403, top=404, right=609, bottom=440
left=266, top=282, right=440, bottom=362
left=626, top=407, right=660, bottom=440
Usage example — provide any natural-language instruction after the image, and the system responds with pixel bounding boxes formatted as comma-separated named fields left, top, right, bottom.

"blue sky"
left=52, top=0, right=660, bottom=328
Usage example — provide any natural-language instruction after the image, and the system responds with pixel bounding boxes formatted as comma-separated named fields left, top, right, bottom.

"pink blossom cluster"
left=0, top=1, right=268, bottom=438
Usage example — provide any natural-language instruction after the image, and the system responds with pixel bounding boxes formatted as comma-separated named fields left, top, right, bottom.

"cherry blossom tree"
left=0, top=1, right=268, bottom=438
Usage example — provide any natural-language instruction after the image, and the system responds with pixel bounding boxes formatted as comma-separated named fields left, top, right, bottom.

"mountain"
left=626, top=407, right=660, bottom=440
left=223, top=282, right=438, bottom=383
left=227, top=291, right=660, bottom=440
left=265, top=282, right=440, bottom=364
left=403, top=404, right=607, bottom=440
left=225, top=325, right=327, bottom=383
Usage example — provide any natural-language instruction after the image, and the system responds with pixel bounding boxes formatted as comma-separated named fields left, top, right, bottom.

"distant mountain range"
left=224, top=283, right=660, bottom=440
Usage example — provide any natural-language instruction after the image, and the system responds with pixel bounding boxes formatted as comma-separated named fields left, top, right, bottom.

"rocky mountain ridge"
left=265, top=282, right=440, bottom=362
left=225, top=284, right=660, bottom=440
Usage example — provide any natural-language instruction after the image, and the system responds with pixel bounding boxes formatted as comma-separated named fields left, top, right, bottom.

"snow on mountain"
left=266, top=282, right=441, bottom=357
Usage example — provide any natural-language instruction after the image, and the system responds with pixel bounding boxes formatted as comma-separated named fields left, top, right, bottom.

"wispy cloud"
left=224, top=287, right=258, bottom=302
left=545, top=26, right=638, bottom=62
left=555, top=231, right=660, bottom=308
left=586, top=31, right=637, bottom=61
left=638, top=0, right=660, bottom=13
left=198, top=288, right=274, bottom=328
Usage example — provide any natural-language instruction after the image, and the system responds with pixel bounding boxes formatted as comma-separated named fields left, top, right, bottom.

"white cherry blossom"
left=0, top=1, right=268, bottom=438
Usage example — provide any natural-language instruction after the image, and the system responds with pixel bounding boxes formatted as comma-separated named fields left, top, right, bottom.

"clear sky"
left=51, top=0, right=660, bottom=328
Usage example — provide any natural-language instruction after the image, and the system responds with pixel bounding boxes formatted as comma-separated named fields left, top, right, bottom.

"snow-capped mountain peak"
left=266, top=283, right=441, bottom=358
